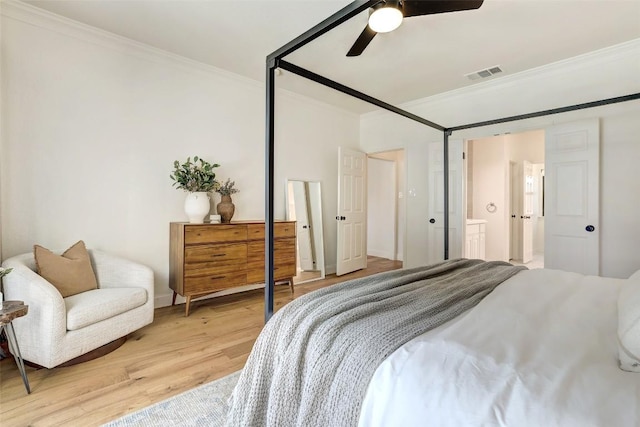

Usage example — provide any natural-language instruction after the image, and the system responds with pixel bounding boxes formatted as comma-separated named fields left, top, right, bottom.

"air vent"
left=465, top=65, right=503, bottom=81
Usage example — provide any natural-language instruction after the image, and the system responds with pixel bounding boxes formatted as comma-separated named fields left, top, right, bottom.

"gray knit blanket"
left=226, top=259, right=526, bottom=427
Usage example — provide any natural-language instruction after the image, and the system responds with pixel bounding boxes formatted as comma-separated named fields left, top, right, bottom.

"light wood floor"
left=0, top=256, right=401, bottom=427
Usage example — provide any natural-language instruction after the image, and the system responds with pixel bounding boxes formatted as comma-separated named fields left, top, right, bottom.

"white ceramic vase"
left=184, top=192, right=210, bottom=224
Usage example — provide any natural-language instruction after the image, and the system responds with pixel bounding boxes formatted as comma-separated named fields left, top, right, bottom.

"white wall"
left=368, top=149, right=405, bottom=261
left=360, top=39, right=640, bottom=278
left=0, top=3, right=360, bottom=305
left=367, top=157, right=396, bottom=260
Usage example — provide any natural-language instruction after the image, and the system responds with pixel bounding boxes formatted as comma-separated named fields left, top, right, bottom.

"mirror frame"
left=285, top=179, right=326, bottom=284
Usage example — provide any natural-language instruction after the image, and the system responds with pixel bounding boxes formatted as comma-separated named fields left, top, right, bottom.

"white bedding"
left=359, top=268, right=640, bottom=427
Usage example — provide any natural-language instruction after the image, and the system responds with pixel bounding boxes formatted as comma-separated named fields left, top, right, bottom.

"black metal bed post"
left=278, top=61, right=445, bottom=131
left=448, top=93, right=640, bottom=132
left=265, top=61, right=276, bottom=322
left=263, top=1, right=378, bottom=323
left=443, top=130, right=450, bottom=260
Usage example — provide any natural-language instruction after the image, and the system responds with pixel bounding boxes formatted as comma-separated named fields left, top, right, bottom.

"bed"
left=226, top=259, right=640, bottom=427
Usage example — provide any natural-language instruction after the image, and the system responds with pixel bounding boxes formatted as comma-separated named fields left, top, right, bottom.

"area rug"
left=103, top=371, right=240, bottom=427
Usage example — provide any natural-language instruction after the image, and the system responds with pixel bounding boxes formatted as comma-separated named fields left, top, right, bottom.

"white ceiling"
left=24, top=0, right=640, bottom=113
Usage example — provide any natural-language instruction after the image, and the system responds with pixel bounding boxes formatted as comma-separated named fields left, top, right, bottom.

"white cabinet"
left=466, top=219, right=487, bottom=260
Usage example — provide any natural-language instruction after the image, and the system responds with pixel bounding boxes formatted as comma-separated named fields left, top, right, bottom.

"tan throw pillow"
left=34, top=240, right=98, bottom=297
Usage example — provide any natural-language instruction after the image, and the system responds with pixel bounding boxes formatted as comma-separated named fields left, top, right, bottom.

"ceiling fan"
left=347, top=0, right=485, bottom=57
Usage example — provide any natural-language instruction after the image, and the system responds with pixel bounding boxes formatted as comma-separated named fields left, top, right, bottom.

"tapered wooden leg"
left=185, top=296, right=192, bottom=317
left=288, top=278, right=294, bottom=293
left=171, top=291, right=177, bottom=306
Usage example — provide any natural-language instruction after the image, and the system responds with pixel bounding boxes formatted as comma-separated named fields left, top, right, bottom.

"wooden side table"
left=1, top=301, right=30, bottom=394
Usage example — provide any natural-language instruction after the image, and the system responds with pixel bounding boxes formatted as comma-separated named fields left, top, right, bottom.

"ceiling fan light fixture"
left=368, top=1, right=403, bottom=33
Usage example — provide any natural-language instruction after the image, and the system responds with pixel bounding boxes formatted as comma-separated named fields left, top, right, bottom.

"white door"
left=426, top=140, right=464, bottom=263
left=521, top=160, right=534, bottom=263
left=290, top=181, right=315, bottom=271
left=509, top=161, right=521, bottom=261
left=545, top=119, right=600, bottom=275
left=337, top=147, right=367, bottom=276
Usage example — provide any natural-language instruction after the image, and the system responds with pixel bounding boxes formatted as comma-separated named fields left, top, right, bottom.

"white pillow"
left=618, top=270, right=640, bottom=372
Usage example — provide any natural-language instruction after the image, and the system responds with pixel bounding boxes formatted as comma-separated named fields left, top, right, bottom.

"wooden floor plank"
left=0, top=256, right=401, bottom=426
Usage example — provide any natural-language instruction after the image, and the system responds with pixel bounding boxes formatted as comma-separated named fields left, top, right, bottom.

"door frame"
left=463, top=130, right=545, bottom=265
left=366, top=149, right=406, bottom=262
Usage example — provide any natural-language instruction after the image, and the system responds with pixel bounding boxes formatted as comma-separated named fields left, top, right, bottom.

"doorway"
left=367, top=150, right=405, bottom=264
left=465, top=130, right=545, bottom=268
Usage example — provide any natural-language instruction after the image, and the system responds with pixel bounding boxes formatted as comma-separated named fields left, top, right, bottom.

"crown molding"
left=1, top=1, right=362, bottom=118
left=363, top=38, right=640, bottom=120
left=0, top=0, right=263, bottom=89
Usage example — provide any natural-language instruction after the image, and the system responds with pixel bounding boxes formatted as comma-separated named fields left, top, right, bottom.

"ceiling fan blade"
left=347, top=25, right=377, bottom=57
left=403, top=0, right=484, bottom=18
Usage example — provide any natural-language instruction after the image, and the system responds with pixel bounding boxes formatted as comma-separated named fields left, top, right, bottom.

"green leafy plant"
left=0, top=267, right=12, bottom=280
left=216, top=178, right=239, bottom=196
left=170, top=156, right=220, bottom=192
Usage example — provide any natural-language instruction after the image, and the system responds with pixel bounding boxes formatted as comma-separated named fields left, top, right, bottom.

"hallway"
left=511, top=253, right=544, bottom=269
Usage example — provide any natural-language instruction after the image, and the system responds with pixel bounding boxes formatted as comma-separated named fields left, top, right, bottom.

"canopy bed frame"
left=263, top=0, right=640, bottom=321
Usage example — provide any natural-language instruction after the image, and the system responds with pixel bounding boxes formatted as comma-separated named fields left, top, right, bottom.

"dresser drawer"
left=247, top=222, right=296, bottom=240
left=184, top=271, right=247, bottom=294
left=276, top=223, right=296, bottom=239
left=247, top=264, right=295, bottom=284
left=246, top=237, right=296, bottom=283
left=184, top=225, right=247, bottom=244
left=247, top=238, right=295, bottom=262
left=184, top=243, right=246, bottom=265
left=184, top=244, right=247, bottom=278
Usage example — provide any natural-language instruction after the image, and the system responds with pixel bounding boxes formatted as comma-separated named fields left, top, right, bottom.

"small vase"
left=184, top=192, right=210, bottom=224
left=217, top=195, right=235, bottom=223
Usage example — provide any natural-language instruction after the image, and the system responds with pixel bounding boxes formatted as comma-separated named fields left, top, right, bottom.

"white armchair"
left=1, top=250, right=154, bottom=369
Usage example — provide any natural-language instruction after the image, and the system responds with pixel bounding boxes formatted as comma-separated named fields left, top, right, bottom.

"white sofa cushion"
left=65, top=287, right=148, bottom=331
left=618, top=270, right=640, bottom=372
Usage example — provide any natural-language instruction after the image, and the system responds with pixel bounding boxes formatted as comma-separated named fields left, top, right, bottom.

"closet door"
left=426, top=140, right=464, bottom=263
left=545, top=119, right=599, bottom=275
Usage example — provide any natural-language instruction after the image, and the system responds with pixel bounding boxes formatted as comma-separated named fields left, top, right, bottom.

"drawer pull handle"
left=212, top=253, right=226, bottom=257
left=209, top=275, right=226, bottom=281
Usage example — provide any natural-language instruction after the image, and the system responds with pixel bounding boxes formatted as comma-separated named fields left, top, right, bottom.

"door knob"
left=429, top=218, right=436, bottom=224
left=586, top=225, right=595, bottom=232
left=302, top=225, right=308, bottom=229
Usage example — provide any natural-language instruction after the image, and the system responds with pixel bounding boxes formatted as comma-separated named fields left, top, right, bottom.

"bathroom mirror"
left=286, top=180, right=325, bottom=284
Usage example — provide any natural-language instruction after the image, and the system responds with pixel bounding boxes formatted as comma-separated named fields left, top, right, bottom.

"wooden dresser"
left=169, top=221, right=296, bottom=316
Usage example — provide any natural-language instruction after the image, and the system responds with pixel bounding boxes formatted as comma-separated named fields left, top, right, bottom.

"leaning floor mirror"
left=286, top=179, right=326, bottom=284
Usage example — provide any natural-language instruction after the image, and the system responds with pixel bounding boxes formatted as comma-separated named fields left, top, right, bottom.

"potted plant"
left=170, top=156, right=220, bottom=223
left=215, top=178, right=239, bottom=223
